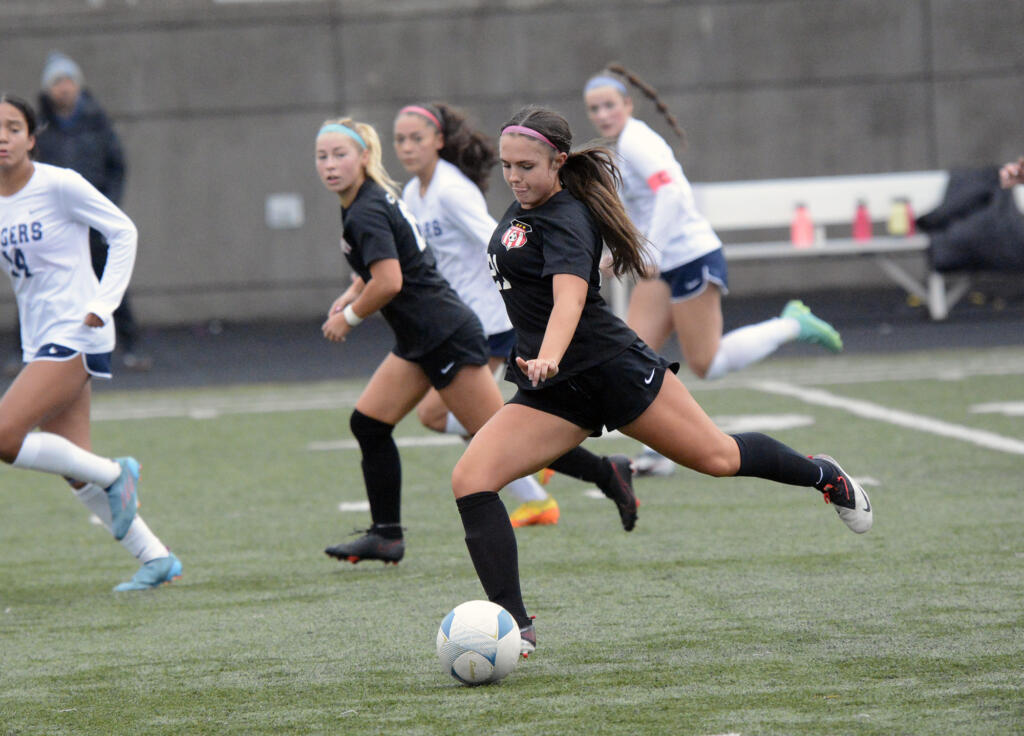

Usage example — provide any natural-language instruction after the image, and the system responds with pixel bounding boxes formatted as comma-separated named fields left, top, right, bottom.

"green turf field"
left=1, top=348, right=1022, bottom=735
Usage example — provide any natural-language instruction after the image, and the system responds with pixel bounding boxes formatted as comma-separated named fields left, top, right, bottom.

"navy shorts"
left=508, top=340, right=679, bottom=436
left=487, top=329, right=516, bottom=359
left=31, top=343, right=112, bottom=379
left=397, top=318, right=489, bottom=390
left=661, top=248, right=729, bottom=301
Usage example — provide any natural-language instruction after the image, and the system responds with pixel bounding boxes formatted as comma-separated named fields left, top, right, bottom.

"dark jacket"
left=35, top=89, right=126, bottom=205
left=917, top=166, right=1024, bottom=272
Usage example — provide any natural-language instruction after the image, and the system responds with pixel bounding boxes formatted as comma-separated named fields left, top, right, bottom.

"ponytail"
left=602, top=62, right=687, bottom=147
left=560, top=147, right=652, bottom=280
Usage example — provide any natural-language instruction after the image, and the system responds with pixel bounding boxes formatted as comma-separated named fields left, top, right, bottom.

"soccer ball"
left=436, top=600, right=521, bottom=685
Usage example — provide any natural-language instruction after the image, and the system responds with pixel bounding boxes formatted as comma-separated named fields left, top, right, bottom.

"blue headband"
left=585, top=75, right=628, bottom=95
left=317, top=123, right=366, bottom=149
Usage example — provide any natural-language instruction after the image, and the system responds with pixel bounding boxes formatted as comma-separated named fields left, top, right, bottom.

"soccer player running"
left=0, top=95, right=180, bottom=591
left=394, top=102, right=633, bottom=529
left=583, top=63, right=843, bottom=477
left=316, top=117, right=636, bottom=565
left=451, top=106, right=872, bottom=655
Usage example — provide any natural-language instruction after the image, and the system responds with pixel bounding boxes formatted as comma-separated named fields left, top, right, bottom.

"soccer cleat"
left=325, top=528, right=405, bottom=565
left=113, top=553, right=182, bottom=592
left=106, top=457, right=140, bottom=541
left=536, top=467, right=555, bottom=486
left=632, top=447, right=675, bottom=477
left=519, top=623, right=536, bottom=658
left=598, top=455, right=639, bottom=532
left=781, top=300, right=843, bottom=353
left=813, top=454, right=873, bottom=534
left=509, top=497, right=560, bottom=528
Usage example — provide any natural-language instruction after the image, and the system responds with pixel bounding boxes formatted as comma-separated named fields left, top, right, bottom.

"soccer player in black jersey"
left=314, top=117, right=636, bottom=566
left=451, top=106, right=873, bottom=656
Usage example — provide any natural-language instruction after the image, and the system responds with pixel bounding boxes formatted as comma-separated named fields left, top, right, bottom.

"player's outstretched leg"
left=105, top=457, right=140, bottom=540
left=325, top=525, right=406, bottom=565
left=781, top=300, right=843, bottom=352
left=114, top=553, right=183, bottom=591
left=811, top=454, right=872, bottom=533
left=597, top=455, right=638, bottom=532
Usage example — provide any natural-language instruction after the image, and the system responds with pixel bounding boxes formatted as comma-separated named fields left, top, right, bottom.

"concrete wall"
left=1, top=0, right=1023, bottom=324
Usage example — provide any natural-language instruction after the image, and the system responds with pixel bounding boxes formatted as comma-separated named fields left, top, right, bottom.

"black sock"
left=351, top=410, right=402, bottom=537
left=456, top=492, right=530, bottom=628
left=731, top=432, right=829, bottom=489
left=547, top=446, right=606, bottom=484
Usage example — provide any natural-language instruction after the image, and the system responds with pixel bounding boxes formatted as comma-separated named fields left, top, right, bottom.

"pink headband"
left=400, top=105, right=441, bottom=130
left=501, top=124, right=559, bottom=151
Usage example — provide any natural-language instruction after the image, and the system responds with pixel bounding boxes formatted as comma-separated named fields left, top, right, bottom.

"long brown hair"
left=501, top=106, right=652, bottom=279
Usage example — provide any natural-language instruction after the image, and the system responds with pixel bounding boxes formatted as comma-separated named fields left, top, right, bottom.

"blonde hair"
left=320, top=117, right=401, bottom=199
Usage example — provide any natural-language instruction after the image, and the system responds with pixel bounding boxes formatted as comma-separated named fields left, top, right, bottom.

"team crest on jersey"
left=501, top=220, right=532, bottom=250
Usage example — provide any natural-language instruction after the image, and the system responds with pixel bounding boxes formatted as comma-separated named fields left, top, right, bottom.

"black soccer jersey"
left=487, top=189, right=638, bottom=389
left=341, top=180, right=476, bottom=359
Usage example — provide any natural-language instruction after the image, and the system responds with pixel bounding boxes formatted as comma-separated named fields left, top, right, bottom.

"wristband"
left=342, top=304, right=363, bottom=326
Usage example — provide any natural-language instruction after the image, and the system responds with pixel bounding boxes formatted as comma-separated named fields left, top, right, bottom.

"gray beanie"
left=41, top=51, right=84, bottom=89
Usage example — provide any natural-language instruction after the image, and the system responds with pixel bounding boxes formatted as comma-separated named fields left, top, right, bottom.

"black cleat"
left=325, top=528, right=405, bottom=565
left=519, top=623, right=536, bottom=658
left=597, top=454, right=638, bottom=532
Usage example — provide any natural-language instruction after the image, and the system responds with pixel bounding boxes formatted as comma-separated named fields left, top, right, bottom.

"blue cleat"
left=106, top=457, right=140, bottom=540
left=113, top=553, right=182, bottom=592
left=781, top=300, right=843, bottom=353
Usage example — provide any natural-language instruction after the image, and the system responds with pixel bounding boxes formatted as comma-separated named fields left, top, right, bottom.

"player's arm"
left=516, top=273, right=586, bottom=386
left=322, top=258, right=402, bottom=342
left=61, top=170, right=137, bottom=327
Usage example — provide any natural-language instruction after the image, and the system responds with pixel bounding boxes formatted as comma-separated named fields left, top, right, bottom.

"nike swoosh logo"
left=684, top=279, right=701, bottom=290
left=644, top=368, right=655, bottom=384
left=861, top=493, right=871, bottom=513
left=440, top=361, right=455, bottom=374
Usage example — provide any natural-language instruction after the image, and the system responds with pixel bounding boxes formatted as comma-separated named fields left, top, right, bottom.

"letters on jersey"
left=500, top=220, right=532, bottom=250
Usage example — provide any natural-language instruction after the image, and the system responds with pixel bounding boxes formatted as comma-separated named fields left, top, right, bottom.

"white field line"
left=306, top=415, right=815, bottom=452
left=752, top=381, right=1024, bottom=456
left=87, top=348, right=1024, bottom=423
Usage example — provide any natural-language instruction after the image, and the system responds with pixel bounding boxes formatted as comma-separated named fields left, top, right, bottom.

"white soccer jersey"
left=0, top=163, right=137, bottom=360
left=615, top=117, right=721, bottom=272
left=402, top=159, right=512, bottom=336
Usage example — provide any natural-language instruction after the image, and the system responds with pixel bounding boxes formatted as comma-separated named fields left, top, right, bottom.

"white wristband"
left=342, top=304, right=363, bottom=326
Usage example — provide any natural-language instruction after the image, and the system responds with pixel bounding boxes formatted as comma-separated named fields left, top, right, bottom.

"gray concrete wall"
left=1, top=0, right=1023, bottom=325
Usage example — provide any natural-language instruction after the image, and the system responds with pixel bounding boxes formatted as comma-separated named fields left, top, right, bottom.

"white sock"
left=704, top=317, right=801, bottom=380
left=503, top=475, right=549, bottom=503
left=13, top=433, right=121, bottom=486
left=118, top=516, right=170, bottom=563
left=444, top=413, right=469, bottom=436
left=73, top=482, right=168, bottom=563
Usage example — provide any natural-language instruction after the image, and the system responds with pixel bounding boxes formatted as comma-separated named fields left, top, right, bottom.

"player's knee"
left=0, top=427, right=26, bottom=464
left=686, top=354, right=713, bottom=380
left=349, top=409, right=394, bottom=452
left=415, top=403, right=447, bottom=433
left=451, top=456, right=493, bottom=497
left=699, top=443, right=741, bottom=478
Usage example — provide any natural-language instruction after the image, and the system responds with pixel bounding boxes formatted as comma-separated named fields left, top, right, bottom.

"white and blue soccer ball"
left=436, top=600, right=521, bottom=685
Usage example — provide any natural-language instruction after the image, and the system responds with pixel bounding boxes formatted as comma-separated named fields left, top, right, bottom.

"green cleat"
left=781, top=300, right=843, bottom=353
left=106, top=457, right=140, bottom=540
left=113, top=554, right=182, bottom=591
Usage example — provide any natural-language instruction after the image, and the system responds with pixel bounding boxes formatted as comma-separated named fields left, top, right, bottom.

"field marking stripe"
left=751, top=380, right=1024, bottom=456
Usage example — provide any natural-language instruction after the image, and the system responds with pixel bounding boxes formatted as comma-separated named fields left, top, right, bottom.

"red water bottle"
left=852, top=199, right=872, bottom=241
left=790, top=203, right=814, bottom=248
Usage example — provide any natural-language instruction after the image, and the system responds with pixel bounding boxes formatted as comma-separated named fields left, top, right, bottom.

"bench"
left=608, top=171, right=971, bottom=321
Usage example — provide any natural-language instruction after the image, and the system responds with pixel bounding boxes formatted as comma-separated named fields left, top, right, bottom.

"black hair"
left=0, top=94, right=39, bottom=157
left=402, top=102, right=498, bottom=193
